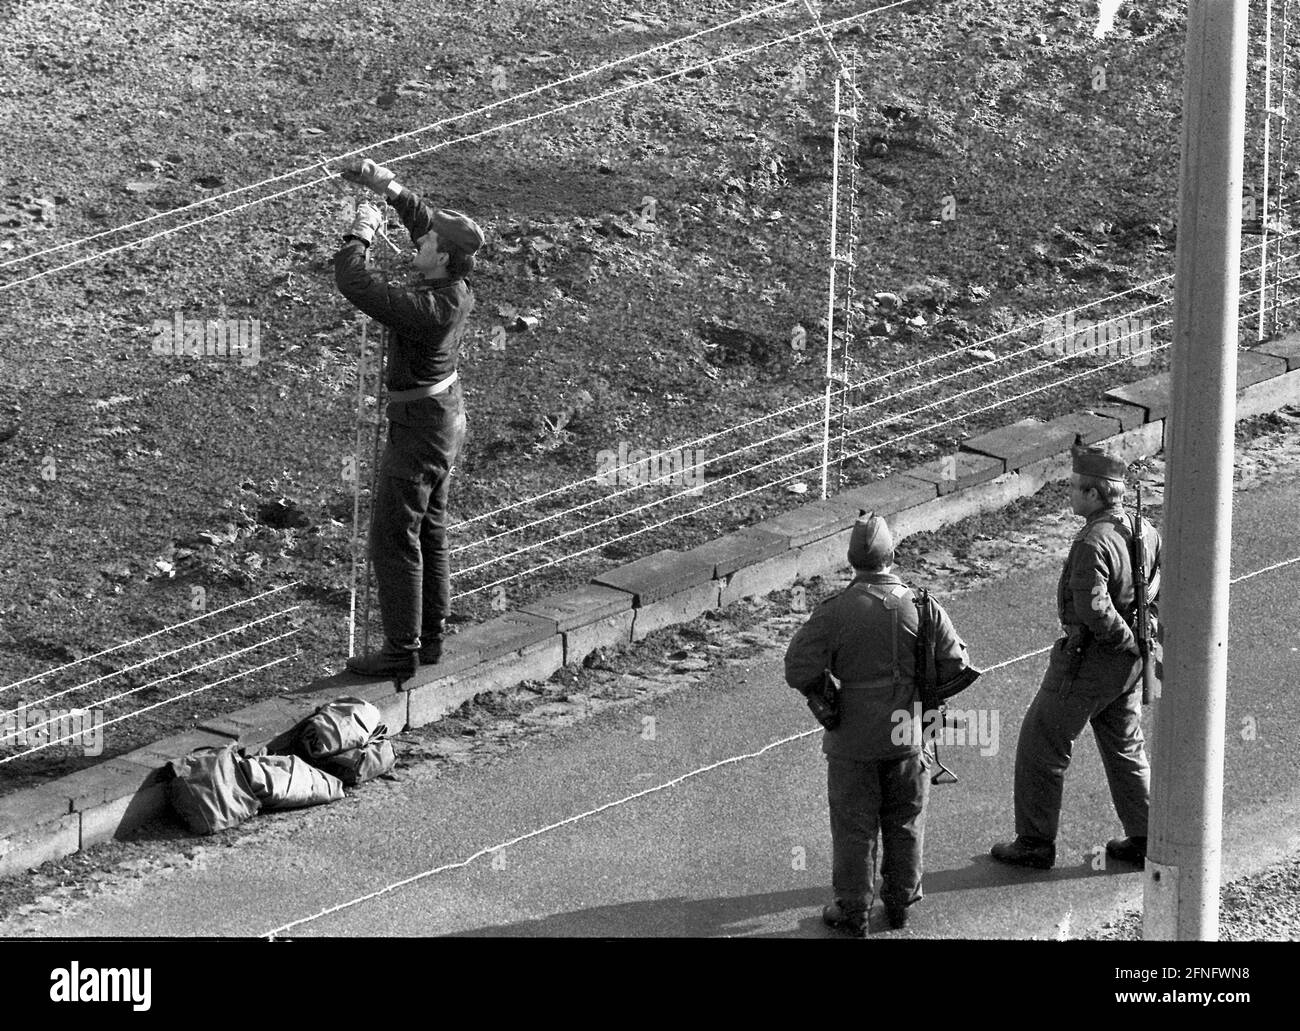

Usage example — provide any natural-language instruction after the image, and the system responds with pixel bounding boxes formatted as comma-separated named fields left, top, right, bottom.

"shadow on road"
left=447, top=854, right=1134, bottom=937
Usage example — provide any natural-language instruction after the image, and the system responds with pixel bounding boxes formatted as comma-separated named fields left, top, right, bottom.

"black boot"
left=346, top=639, right=417, bottom=680
left=419, top=617, right=447, bottom=666
left=990, top=835, right=1056, bottom=870
left=822, top=900, right=868, bottom=937
left=1105, top=836, right=1147, bottom=865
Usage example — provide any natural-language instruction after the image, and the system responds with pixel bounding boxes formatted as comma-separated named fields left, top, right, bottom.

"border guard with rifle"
left=991, top=442, right=1162, bottom=871
left=784, top=512, right=979, bottom=936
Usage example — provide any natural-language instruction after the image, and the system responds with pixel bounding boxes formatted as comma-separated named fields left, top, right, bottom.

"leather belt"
left=387, top=370, right=458, bottom=403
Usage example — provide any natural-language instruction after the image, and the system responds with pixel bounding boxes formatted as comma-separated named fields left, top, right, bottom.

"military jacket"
left=784, top=572, right=973, bottom=760
left=1059, top=504, right=1162, bottom=654
left=333, top=188, right=474, bottom=392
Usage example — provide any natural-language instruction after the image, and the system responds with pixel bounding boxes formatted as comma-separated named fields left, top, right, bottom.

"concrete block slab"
left=118, top=729, right=234, bottom=774
left=1085, top=403, right=1146, bottom=434
left=631, top=582, right=722, bottom=642
left=564, top=609, right=636, bottom=666
left=81, top=783, right=169, bottom=848
left=0, top=785, right=73, bottom=836
left=721, top=549, right=801, bottom=606
left=407, top=638, right=564, bottom=727
left=52, top=758, right=162, bottom=814
left=1235, top=367, right=1300, bottom=420
left=1237, top=350, right=1288, bottom=387
left=749, top=499, right=861, bottom=549
left=283, top=668, right=407, bottom=703
left=0, top=810, right=79, bottom=877
left=448, top=611, right=557, bottom=664
left=685, top=528, right=788, bottom=579
left=1255, top=335, right=1300, bottom=371
left=796, top=527, right=853, bottom=581
left=960, top=418, right=1079, bottom=473
left=519, top=584, right=633, bottom=633
left=901, top=452, right=1003, bottom=497
left=591, top=549, right=716, bottom=606
left=1043, top=409, right=1124, bottom=446
left=1105, top=373, right=1171, bottom=422
left=893, top=469, right=1044, bottom=539
left=1105, top=420, right=1165, bottom=466
left=837, top=474, right=938, bottom=515
left=199, top=695, right=322, bottom=751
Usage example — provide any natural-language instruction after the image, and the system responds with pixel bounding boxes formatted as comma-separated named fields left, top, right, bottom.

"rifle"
left=914, top=588, right=982, bottom=785
left=1130, top=485, right=1158, bottom=705
left=804, top=667, right=842, bottom=731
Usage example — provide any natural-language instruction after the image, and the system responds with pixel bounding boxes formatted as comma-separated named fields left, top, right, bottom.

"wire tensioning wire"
left=450, top=273, right=1296, bottom=590
left=7, top=628, right=302, bottom=745
left=447, top=229, right=1300, bottom=536
left=0, top=607, right=300, bottom=719
left=0, top=652, right=299, bottom=763
left=448, top=293, right=1180, bottom=559
left=450, top=239, right=1287, bottom=602
left=0, top=0, right=810, bottom=274
left=0, top=1, right=922, bottom=293
left=0, top=581, right=300, bottom=693
left=451, top=337, right=1176, bottom=601
left=447, top=281, right=1218, bottom=563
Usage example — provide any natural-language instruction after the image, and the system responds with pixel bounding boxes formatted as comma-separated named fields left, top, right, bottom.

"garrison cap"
left=848, top=510, right=894, bottom=569
left=427, top=208, right=486, bottom=254
left=1071, top=439, right=1126, bottom=481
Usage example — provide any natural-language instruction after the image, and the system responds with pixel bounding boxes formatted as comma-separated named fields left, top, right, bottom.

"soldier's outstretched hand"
left=337, top=156, right=396, bottom=194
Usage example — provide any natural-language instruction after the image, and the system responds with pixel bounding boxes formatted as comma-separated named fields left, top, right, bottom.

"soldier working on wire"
left=332, top=156, right=485, bottom=680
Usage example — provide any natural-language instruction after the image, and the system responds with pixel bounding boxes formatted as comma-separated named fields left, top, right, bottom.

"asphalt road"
left=8, top=473, right=1300, bottom=939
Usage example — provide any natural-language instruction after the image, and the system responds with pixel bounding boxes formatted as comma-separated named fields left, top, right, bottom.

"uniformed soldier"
left=784, top=513, right=976, bottom=935
left=991, top=444, right=1162, bottom=869
left=332, top=156, right=486, bottom=680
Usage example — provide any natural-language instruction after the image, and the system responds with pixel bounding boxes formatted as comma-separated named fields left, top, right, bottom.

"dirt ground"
left=0, top=2, right=1294, bottom=793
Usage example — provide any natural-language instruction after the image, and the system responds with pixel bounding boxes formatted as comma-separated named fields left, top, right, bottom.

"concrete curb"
left=3, top=342, right=1298, bottom=877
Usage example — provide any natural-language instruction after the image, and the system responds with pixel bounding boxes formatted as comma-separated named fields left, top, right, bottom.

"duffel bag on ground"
left=241, top=753, right=345, bottom=810
left=297, top=696, right=385, bottom=760
left=315, top=736, right=396, bottom=787
left=168, top=743, right=262, bottom=835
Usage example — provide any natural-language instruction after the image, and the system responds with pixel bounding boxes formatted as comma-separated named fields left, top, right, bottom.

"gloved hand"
left=344, top=202, right=384, bottom=245
left=337, top=156, right=396, bottom=194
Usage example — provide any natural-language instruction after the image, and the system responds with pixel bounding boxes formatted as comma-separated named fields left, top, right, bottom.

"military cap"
left=427, top=208, right=486, bottom=254
left=1071, top=441, right=1126, bottom=481
left=848, top=510, right=894, bottom=569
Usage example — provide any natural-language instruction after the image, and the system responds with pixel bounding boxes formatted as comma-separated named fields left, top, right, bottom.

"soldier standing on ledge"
left=784, top=513, right=977, bottom=936
left=991, top=444, right=1162, bottom=870
left=332, top=156, right=486, bottom=680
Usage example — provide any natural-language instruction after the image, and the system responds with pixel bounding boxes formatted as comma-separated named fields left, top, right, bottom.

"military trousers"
left=827, top=752, right=928, bottom=915
left=1013, top=636, right=1150, bottom=843
left=369, top=383, right=467, bottom=651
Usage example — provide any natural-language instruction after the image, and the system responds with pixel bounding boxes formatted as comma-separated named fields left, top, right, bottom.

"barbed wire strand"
left=9, top=628, right=302, bottom=744
left=0, top=607, right=301, bottom=719
left=451, top=339, right=1177, bottom=601
left=0, top=1, right=920, bottom=293
left=0, top=652, right=298, bottom=763
left=0, top=581, right=300, bottom=694
left=447, top=290, right=1197, bottom=557
left=0, top=0, right=809, bottom=273
left=449, top=232, right=1298, bottom=534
